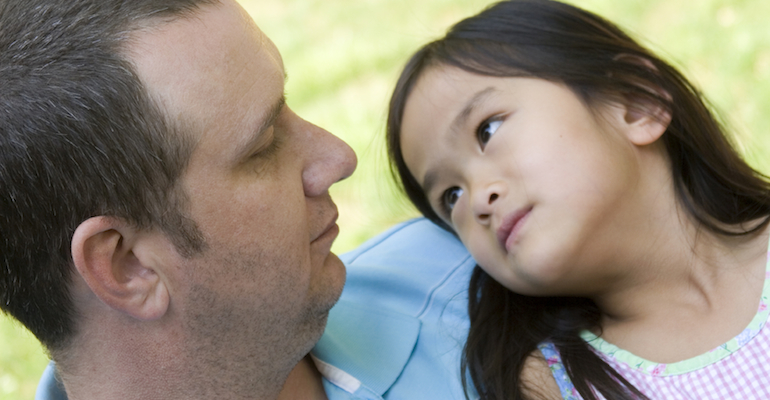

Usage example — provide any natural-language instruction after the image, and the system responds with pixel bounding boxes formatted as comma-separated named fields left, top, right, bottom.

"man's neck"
left=60, top=324, right=307, bottom=400
left=277, top=355, right=328, bottom=400
left=62, top=353, right=323, bottom=400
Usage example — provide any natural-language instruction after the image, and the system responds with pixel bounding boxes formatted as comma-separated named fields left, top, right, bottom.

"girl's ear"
left=618, top=95, right=671, bottom=146
left=71, top=216, right=171, bottom=321
left=612, top=54, right=672, bottom=146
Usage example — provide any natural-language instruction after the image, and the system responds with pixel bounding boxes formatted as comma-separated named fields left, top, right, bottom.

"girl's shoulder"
left=530, top=343, right=581, bottom=400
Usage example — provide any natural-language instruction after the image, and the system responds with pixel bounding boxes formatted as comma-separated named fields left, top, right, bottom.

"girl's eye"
left=440, top=187, right=464, bottom=214
left=476, top=118, right=503, bottom=149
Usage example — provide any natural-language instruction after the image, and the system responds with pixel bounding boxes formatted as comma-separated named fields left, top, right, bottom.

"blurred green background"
left=2, top=0, right=769, bottom=398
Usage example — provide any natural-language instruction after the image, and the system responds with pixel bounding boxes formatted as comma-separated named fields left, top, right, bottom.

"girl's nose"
left=472, top=182, right=505, bottom=225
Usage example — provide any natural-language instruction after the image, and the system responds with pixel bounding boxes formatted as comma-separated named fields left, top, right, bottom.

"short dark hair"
left=386, top=0, right=770, bottom=399
left=0, top=0, right=218, bottom=352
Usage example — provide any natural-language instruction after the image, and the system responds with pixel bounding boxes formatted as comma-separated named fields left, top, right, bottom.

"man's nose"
left=298, top=119, right=357, bottom=197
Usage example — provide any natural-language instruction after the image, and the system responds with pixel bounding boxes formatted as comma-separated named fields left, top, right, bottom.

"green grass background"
left=3, top=0, right=769, bottom=398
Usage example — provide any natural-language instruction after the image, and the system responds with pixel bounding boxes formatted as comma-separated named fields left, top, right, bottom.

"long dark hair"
left=386, top=1, right=770, bottom=399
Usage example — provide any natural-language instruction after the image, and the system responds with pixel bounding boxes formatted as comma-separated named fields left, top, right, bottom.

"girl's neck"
left=593, top=218, right=769, bottom=363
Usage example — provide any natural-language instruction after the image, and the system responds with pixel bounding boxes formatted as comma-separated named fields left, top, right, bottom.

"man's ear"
left=71, top=216, right=171, bottom=321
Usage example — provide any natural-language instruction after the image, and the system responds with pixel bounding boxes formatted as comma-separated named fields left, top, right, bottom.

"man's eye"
left=441, top=187, right=464, bottom=214
left=251, top=128, right=282, bottom=159
left=477, top=118, right=502, bottom=149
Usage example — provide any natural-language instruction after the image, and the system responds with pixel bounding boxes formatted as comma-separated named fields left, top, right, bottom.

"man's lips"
left=312, top=211, right=339, bottom=244
left=496, top=207, right=532, bottom=252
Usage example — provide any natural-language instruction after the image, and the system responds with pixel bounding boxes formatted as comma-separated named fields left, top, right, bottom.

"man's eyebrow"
left=449, top=86, right=496, bottom=134
left=256, top=94, right=286, bottom=139
left=235, top=94, right=286, bottom=160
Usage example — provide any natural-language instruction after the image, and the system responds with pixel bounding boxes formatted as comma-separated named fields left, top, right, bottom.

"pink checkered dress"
left=539, top=249, right=770, bottom=399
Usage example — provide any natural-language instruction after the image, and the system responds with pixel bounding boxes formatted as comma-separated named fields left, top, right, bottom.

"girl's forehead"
left=400, top=66, right=490, bottom=191
left=403, top=67, right=486, bottom=131
left=411, top=66, right=481, bottom=100
left=399, top=70, right=458, bottom=190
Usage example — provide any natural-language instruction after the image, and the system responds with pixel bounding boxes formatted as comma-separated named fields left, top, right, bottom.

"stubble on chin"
left=176, top=278, right=340, bottom=395
left=177, top=284, right=327, bottom=398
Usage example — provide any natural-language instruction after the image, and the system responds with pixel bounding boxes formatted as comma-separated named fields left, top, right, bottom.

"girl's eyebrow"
left=449, top=86, right=496, bottom=133
left=421, top=87, right=497, bottom=197
left=422, top=168, right=440, bottom=200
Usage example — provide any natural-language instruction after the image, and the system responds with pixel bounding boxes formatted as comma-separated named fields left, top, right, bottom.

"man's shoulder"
left=314, top=218, right=477, bottom=400
left=35, top=362, right=66, bottom=400
left=339, top=218, right=473, bottom=315
left=341, top=218, right=467, bottom=268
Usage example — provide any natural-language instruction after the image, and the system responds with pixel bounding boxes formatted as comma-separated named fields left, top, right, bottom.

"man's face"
left=129, top=0, right=357, bottom=377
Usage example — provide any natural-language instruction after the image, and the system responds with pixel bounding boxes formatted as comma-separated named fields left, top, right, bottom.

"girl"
left=386, top=0, right=770, bottom=399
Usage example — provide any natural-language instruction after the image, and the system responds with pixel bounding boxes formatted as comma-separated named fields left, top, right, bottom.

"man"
left=9, top=0, right=479, bottom=398
left=2, top=0, right=357, bottom=398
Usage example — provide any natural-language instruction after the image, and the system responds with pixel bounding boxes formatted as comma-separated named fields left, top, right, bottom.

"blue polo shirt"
left=312, top=218, right=477, bottom=399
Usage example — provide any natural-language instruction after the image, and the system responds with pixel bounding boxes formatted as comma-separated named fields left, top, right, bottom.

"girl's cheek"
left=453, top=197, right=470, bottom=225
left=463, top=231, right=493, bottom=265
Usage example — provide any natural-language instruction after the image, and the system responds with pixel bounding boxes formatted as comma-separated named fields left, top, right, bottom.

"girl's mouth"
left=496, top=206, right=533, bottom=252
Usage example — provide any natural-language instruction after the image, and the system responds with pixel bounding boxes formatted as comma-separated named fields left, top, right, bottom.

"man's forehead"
left=124, top=0, right=284, bottom=147
left=126, top=0, right=268, bottom=101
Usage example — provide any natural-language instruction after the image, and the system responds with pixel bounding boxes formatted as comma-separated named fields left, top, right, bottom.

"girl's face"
left=400, top=66, right=654, bottom=295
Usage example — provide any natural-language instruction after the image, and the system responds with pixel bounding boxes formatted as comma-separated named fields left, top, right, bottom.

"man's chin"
left=322, top=252, right=347, bottom=302
left=303, top=252, right=346, bottom=322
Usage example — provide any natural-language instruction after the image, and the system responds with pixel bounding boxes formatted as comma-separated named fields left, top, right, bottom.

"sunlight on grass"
left=4, top=0, right=768, bottom=398
left=0, top=318, right=48, bottom=400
